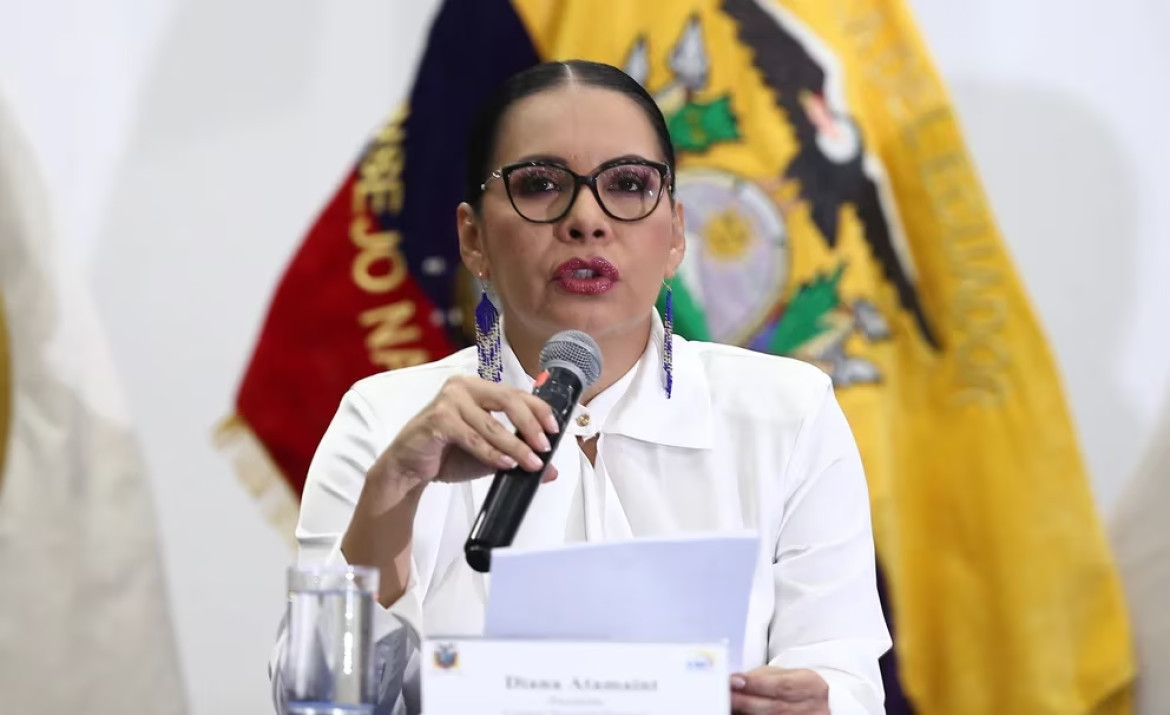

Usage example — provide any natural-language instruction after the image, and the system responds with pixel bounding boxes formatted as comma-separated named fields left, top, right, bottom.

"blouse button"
left=576, top=413, right=591, bottom=428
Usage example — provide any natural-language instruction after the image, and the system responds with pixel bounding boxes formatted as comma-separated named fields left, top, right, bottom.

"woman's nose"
left=563, top=187, right=609, bottom=240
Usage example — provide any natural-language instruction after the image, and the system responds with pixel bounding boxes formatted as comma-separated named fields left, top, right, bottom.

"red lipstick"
left=552, top=257, right=620, bottom=295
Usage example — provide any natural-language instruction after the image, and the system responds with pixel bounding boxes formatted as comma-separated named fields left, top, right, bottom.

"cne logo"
left=433, top=643, right=459, bottom=670
left=685, top=650, right=717, bottom=671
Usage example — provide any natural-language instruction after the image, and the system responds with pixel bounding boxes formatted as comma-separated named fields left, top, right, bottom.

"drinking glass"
left=281, top=564, right=379, bottom=714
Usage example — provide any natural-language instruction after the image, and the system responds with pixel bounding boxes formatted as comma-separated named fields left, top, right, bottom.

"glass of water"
left=281, top=564, right=380, bottom=714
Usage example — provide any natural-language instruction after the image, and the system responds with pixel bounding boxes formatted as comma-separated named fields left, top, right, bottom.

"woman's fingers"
left=421, top=376, right=567, bottom=482
left=464, top=378, right=558, bottom=430
left=498, top=392, right=555, bottom=457
left=427, top=402, right=516, bottom=471
left=456, top=398, right=544, bottom=471
left=436, top=378, right=545, bottom=472
left=461, top=379, right=559, bottom=458
left=541, top=463, right=559, bottom=483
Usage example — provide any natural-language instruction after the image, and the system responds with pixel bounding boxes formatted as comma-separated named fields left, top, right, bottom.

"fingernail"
left=544, top=416, right=560, bottom=433
left=524, top=452, right=544, bottom=471
left=536, top=433, right=552, bottom=452
left=730, top=675, right=747, bottom=690
left=499, top=455, right=519, bottom=469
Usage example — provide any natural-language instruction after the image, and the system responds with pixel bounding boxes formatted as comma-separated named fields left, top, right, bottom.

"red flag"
left=216, top=107, right=460, bottom=539
left=217, top=0, right=541, bottom=539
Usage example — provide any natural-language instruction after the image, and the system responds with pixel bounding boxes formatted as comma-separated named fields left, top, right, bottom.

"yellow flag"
left=508, top=0, right=1134, bottom=712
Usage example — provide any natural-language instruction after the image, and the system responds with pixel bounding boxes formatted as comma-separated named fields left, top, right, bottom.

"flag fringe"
left=213, top=414, right=299, bottom=549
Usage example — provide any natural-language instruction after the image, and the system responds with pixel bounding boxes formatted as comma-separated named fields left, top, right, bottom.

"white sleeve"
left=768, top=383, right=892, bottom=714
left=269, top=388, right=425, bottom=715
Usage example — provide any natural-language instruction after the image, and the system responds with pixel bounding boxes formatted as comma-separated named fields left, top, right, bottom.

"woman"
left=276, top=60, right=891, bottom=714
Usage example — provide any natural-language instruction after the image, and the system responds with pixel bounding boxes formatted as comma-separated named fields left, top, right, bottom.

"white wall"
left=1, top=1, right=1167, bottom=713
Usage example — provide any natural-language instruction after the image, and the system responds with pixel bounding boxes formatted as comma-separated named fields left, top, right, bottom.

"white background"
left=1, top=1, right=1168, bottom=713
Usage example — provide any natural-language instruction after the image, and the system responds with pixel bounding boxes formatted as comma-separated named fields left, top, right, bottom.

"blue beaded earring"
left=474, top=277, right=502, bottom=383
left=663, top=279, right=674, bottom=399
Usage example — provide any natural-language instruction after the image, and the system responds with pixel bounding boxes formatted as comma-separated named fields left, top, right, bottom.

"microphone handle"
left=464, top=367, right=583, bottom=573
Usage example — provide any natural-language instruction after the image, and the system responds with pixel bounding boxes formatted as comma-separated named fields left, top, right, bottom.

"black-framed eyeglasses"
left=480, top=158, right=672, bottom=223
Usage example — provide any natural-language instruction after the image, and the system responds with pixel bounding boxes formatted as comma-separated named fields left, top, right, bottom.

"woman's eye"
left=512, top=170, right=562, bottom=195
left=607, top=170, right=650, bottom=193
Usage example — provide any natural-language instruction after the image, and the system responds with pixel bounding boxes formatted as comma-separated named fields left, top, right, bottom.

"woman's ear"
left=456, top=202, right=489, bottom=279
left=666, top=199, right=686, bottom=277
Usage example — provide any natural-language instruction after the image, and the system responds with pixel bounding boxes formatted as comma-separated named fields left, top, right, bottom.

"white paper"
left=483, top=532, right=760, bottom=670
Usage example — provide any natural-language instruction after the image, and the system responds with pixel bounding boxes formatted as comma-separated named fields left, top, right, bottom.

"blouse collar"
left=497, top=311, right=714, bottom=450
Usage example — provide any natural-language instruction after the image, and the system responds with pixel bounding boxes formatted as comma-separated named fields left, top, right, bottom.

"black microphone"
left=464, top=330, right=603, bottom=573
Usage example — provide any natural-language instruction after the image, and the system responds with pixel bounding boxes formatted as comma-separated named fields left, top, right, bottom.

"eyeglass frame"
left=478, top=157, right=674, bottom=224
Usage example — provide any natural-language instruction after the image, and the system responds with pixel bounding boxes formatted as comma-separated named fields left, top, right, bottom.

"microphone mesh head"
left=539, top=330, right=603, bottom=389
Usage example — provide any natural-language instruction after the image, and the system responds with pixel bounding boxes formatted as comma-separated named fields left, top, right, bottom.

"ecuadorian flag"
left=219, top=1, right=1135, bottom=712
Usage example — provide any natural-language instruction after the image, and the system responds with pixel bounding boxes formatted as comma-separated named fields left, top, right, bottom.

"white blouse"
left=274, top=314, right=891, bottom=713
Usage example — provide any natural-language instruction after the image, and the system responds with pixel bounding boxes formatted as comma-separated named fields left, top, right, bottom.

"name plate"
left=422, top=638, right=729, bottom=715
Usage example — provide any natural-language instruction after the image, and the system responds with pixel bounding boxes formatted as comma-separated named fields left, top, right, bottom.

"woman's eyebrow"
left=508, top=153, right=658, bottom=171
left=605, top=153, right=653, bottom=164
left=512, top=153, right=569, bottom=166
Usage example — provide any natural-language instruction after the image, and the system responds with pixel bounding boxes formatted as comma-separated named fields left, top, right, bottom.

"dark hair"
left=464, top=60, right=676, bottom=205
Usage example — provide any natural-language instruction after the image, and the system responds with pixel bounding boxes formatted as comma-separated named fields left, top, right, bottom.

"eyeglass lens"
left=505, top=163, right=663, bottom=222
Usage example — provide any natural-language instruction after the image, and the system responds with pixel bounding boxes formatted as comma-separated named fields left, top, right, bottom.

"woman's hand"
left=374, top=375, right=561, bottom=490
left=730, top=667, right=829, bottom=714
left=343, top=375, right=560, bottom=608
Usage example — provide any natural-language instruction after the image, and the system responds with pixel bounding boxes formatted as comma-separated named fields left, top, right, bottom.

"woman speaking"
left=276, top=60, right=891, bottom=714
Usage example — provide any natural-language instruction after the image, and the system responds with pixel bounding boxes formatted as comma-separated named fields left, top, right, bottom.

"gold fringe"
left=213, top=414, right=300, bottom=549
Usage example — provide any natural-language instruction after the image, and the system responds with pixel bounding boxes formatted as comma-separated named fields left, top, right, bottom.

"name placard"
left=421, top=638, right=729, bottom=715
